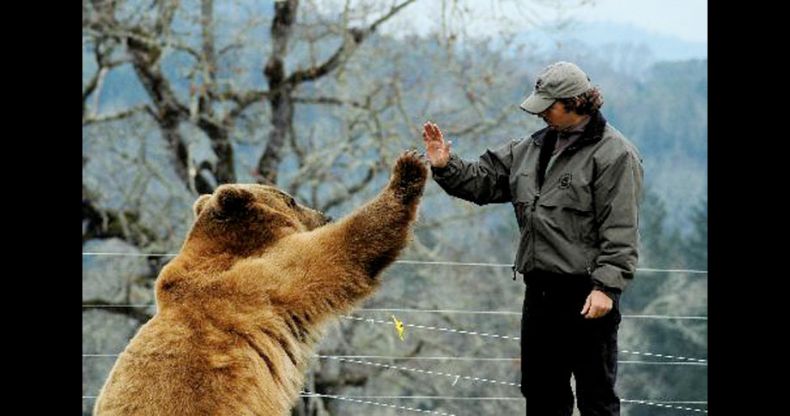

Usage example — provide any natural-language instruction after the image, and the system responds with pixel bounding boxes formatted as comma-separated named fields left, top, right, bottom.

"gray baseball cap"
left=520, top=61, right=592, bottom=114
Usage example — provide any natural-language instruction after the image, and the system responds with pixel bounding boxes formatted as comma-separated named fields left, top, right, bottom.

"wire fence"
left=82, top=252, right=709, bottom=275
left=82, top=252, right=707, bottom=415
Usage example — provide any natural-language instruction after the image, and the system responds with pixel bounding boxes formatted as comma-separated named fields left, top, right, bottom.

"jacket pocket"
left=513, top=200, right=532, bottom=273
left=539, top=189, right=596, bottom=243
left=511, top=172, right=535, bottom=231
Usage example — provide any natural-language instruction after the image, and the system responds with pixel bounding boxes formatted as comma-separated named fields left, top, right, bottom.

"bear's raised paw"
left=391, top=150, right=428, bottom=203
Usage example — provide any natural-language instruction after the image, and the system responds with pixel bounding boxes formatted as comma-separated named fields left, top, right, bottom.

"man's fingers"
left=423, top=125, right=438, bottom=142
left=429, top=122, right=442, bottom=139
left=581, top=295, right=591, bottom=316
left=585, top=304, right=612, bottom=319
left=423, top=122, right=446, bottom=145
left=585, top=304, right=599, bottom=319
left=422, top=123, right=432, bottom=139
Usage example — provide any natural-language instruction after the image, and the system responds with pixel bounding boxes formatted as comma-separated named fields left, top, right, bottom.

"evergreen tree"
left=683, top=196, right=708, bottom=269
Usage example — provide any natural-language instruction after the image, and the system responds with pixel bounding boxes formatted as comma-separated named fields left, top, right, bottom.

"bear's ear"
left=193, top=194, right=212, bottom=218
left=216, top=186, right=255, bottom=216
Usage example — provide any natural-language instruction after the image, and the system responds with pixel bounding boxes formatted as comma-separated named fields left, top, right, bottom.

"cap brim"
left=520, top=92, right=555, bottom=114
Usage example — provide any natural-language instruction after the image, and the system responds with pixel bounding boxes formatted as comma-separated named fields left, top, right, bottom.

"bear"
left=93, top=150, right=428, bottom=415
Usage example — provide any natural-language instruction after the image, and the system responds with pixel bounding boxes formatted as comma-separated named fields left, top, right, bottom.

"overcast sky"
left=571, top=0, right=707, bottom=43
left=372, top=0, right=707, bottom=44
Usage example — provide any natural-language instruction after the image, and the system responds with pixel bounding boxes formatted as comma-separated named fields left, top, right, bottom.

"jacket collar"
left=532, top=110, right=607, bottom=149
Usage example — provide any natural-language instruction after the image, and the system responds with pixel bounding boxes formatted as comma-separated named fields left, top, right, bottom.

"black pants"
left=520, top=271, right=621, bottom=416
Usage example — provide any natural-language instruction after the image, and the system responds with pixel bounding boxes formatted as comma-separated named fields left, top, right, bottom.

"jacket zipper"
left=530, top=141, right=556, bottom=272
left=530, top=190, right=540, bottom=270
left=531, top=143, right=563, bottom=271
left=514, top=192, right=540, bottom=281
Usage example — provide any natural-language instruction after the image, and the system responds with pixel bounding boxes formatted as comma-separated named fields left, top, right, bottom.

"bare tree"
left=82, top=1, right=583, bottom=415
left=84, top=0, right=415, bottom=193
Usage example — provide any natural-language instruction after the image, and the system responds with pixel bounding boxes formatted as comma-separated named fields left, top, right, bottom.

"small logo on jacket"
left=559, top=173, right=572, bottom=189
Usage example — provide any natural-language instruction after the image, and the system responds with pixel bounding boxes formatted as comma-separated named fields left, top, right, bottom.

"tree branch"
left=83, top=36, right=131, bottom=118
left=83, top=105, right=152, bottom=126
left=285, top=0, right=417, bottom=87
left=319, top=165, right=376, bottom=212
left=224, top=89, right=269, bottom=121
left=292, top=95, right=365, bottom=108
left=83, top=68, right=103, bottom=112
left=82, top=186, right=159, bottom=247
left=444, top=104, right=512, bottom=137
left=82, top=299, right=153, bottom=322
left=199, top=0, right=216, bottom=113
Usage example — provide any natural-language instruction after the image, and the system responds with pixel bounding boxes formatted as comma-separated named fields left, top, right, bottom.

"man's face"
left=537, top=101, right=577, bottom=131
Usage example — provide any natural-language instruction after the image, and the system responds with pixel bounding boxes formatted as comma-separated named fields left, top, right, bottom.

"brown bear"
left=93, top=151, right=428, bottom=415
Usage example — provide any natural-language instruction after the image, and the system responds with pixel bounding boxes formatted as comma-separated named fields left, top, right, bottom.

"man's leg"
left=521, top=284, right=574, bottom=416
left=572, top=304, right=621, bottom=416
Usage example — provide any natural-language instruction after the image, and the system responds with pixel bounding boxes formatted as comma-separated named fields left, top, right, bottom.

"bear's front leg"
left=340, top=149, right=428, bottom=277
left=269, top=150, right=428, bottom=319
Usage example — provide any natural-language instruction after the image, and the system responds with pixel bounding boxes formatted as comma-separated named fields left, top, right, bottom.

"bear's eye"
left=286, top=196, right=297, bottom=208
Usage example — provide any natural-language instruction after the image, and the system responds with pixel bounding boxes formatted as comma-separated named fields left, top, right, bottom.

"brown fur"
left=94, top=151, right=428, bottom=415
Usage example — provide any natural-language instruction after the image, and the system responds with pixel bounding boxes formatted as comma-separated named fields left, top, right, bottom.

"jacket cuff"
left=591, top=266, right=625, bottom=301
left=430, top=154, right=459, bottom=178
left=591, top=281, right=621, bottom=302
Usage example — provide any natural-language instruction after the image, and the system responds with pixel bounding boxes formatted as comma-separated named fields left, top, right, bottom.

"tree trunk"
left=260, top=89, right=293, bottom=185
left=259, top=0, right=299, bottom=185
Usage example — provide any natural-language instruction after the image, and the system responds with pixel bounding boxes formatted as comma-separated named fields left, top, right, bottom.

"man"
left=422, top=61, right=643, bottom=415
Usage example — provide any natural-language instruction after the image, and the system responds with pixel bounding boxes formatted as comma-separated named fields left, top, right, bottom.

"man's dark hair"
left=557, top=87, right=604, bottom=115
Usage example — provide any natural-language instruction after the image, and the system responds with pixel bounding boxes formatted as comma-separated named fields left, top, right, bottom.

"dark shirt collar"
left=532, top=111, right=607, bottom=148
left=560, top=115, right=591, bottom=135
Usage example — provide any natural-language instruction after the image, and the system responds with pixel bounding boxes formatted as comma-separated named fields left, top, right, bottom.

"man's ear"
left=193, top=194, right=212, bottom=218
left=216, top=186, right=255, bottom=216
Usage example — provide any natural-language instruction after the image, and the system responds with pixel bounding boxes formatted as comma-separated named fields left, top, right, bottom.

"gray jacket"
left=431, top=111, right=643, bottom=294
